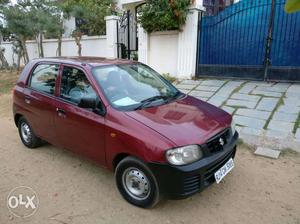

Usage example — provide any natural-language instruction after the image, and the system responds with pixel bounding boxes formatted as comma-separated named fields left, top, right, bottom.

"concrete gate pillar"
left=105, top=15, right=119, bottom=59
left=177, top=3, right=205, bottom=79
left=138, top=24, right=149, bottom=64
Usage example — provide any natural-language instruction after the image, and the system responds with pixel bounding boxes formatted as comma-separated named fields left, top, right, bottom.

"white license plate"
left=214, top=158, right=234, bottom=184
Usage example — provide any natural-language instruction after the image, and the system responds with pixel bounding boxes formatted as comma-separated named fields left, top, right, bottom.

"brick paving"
left=175, top=79, right=300, bottom=149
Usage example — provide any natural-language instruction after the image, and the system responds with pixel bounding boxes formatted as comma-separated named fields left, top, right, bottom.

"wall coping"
left=105, top=15, right=119, bottom=21
left=150, top=30, right=179, bottom=36
left=189, top=5, right=206, bottom=12
left=1, top=35, right=107, bottom=44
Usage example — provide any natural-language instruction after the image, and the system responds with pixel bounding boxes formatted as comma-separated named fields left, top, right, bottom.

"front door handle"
left=56, top=108, right=66, bottom=118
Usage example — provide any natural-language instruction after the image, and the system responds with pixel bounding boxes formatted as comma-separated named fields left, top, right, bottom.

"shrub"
left=161, top=73, right=177, bottom=83
left=138, top=0, right=192, bottom=33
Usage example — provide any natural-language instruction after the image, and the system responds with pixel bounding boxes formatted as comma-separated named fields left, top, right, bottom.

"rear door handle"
left=56, top=108, right=66, bottom=118
left=25, top=96, right=31, bottom=104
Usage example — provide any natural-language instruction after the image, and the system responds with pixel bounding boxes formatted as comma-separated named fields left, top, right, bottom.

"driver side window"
left=60, top=66, right=97, bottom=105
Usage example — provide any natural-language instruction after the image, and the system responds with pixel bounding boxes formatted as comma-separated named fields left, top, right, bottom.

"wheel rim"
left=122, top=167, right=151, bottom=200
left=21, top=122, right=31, bottom=143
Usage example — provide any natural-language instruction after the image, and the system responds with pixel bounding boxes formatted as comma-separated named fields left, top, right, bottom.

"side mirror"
left=78, top=97, right=96, bottom=109
left=78, top=97, right=106, bottom=116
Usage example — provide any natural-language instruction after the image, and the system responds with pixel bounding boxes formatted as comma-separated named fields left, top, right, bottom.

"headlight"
left=231, top=120, right=236, bottom=135
left=166, top=145, right=203, bottom=165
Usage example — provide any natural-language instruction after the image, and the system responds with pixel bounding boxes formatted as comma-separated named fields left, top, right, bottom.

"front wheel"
left=115, top=156, right=160, bottom=208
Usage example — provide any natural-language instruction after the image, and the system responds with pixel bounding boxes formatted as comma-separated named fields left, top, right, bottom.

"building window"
left=203, top=0, right=236, bottom=16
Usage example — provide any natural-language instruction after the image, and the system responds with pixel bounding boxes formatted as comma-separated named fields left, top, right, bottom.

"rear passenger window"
left=29, top=64, right=59, bottom=95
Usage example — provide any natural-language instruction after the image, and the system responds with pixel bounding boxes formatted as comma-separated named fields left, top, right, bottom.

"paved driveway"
left=175, top=79, right=300, bottom=151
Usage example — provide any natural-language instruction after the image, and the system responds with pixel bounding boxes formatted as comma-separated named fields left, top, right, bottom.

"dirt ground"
left=0, top=93, right=300, bottom=224
left=0, top=70, right=19, bottom=95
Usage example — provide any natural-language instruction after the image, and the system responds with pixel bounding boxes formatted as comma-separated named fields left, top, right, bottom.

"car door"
left=53, top=65, right=106, bottom=165
left=22, top=63, right=60, bottom=145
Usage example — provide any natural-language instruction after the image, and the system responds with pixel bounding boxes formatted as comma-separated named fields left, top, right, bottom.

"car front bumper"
left=148, top=131, right=239, bottom=199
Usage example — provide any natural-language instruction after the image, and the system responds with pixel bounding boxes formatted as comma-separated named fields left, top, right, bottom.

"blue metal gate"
left=197, top=0, right=300, bottom=81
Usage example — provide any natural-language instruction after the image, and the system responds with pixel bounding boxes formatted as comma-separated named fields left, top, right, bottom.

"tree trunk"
left=77, top=41, right=82, bottom=56
left=39, top=33, right=44, bottom=58
left=73, top=30, right=82, bottom=57
left=36, top=33, right=44, bottom=58
left=57, top=35, right=62, bottom=56
left=0, top=47, right=9, bottom=69
left=17, top=52, right=21, bottom=70
left=75, top=35, right=82, bottom=56
left=36, top=35, right=41, bottom=57
left=21, top=37, right=29, bottom=63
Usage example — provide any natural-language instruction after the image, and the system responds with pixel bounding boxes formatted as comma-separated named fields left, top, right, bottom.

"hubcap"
left=21, top=122, right=31, bottom=143
left=122, top=167, right=150, bottom=200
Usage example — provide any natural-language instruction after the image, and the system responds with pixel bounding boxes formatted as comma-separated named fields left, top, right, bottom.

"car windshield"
left=92, top=63, right=182, bottom=111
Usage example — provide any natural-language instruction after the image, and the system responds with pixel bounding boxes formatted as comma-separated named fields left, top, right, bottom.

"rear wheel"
left=18, top=117, right=42, bottom=148
left=115, top=156, right=160, bottom=208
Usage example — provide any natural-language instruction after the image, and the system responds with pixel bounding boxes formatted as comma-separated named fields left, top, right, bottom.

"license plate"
left=214, top=158, right=234, bottom=184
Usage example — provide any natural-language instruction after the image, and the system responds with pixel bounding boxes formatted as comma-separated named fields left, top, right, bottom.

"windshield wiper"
left=172, top=91, right=183, bottom=99
left=133, top=92, right=183, bottom=111
left=134, top=95, right=168, bottom=110
left=163, top=91, right=183, bottom=104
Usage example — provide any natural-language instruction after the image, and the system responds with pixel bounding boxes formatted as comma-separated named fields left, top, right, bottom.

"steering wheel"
left=68, top=88, right=84, bottom=104
left=109, top=90, right=128, bottom=102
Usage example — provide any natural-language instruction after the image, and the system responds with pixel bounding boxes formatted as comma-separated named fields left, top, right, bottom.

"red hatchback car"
left=13, top=57, right=238, bottom=208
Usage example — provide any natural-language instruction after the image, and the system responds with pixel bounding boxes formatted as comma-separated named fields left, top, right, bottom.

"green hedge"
left=138, top=0, right=191, bottom=33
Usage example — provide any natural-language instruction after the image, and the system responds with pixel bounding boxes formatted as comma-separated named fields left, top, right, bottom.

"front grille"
left=206, top=129, right=230, bottom=154
left=182, top=174, right=201, bottom=194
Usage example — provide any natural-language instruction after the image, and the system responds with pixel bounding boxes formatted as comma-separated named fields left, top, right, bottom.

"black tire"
left=18, top=116, right=42, bottom=148
left=115, top=156, right=160, bottom=208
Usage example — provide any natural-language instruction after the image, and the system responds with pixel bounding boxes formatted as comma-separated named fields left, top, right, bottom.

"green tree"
left=3, top=0, right=63, bottom=62
left=61, top=0, right=115, bottom=56
left=39, top=0, right=64, bottom=56
left=3, top=4, right=34, bottom=63
left=61, top=0, right=115, bottom=35
left=0, top=0, right=9, bottom=14
left=18, top=0, right=63, bottom=57
left=45, top=15, right=64, bottom=56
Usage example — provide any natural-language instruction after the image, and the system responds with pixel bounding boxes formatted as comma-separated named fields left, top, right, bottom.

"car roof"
left=31, top=57, right=136, bottom=67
